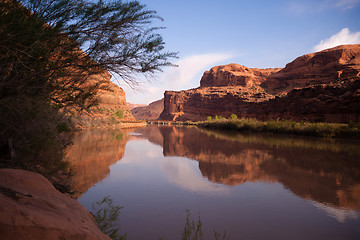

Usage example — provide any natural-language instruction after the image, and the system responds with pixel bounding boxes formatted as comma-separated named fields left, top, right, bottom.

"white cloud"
left=164, top=53, right=233, bottom=90
left=335, top=0, right=360, bottom=9
left=313, top=28, right=360, bottom=52
left=287, top=0, right=360, bottom=15
left=122, top=52, right=233, bottom=104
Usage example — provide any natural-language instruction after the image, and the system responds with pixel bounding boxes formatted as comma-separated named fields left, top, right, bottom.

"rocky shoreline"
left=0, top=169, right=111, bottom=240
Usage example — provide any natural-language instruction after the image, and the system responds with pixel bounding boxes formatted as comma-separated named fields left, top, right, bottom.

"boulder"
left=0, top=169, right=110, bottom=240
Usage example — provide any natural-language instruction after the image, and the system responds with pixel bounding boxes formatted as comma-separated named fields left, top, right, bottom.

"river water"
left=64, top=126, right=360, bottom=240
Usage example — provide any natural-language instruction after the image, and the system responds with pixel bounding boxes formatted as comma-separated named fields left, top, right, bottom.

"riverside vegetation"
left=195, top=114, right=360, bottom=139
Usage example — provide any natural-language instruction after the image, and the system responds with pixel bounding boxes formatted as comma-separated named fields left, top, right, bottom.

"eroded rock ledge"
left=160, top=44, right=360, bottom=122
left=0, top=169, right=110, bottom=240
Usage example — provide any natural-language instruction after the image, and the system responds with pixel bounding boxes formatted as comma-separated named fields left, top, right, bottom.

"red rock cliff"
left=160, top=44, right=360, bottom=122
left=70, top=71, right=136, bottom=128
left=200, top=64, right=281, bottom=88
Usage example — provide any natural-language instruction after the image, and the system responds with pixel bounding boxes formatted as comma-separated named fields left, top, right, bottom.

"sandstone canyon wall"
left=160, top=44, right=360, bottom=122
left=131, top=98, right=164, bottom=120
left=70, top=71, right=136, bottom=129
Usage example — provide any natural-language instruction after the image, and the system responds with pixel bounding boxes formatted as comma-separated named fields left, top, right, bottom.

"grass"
left=196, top=117, right=360, bottom=139
left=92, top=196, right=230, bottom=240
left=182, top=210, right=230, bottom=240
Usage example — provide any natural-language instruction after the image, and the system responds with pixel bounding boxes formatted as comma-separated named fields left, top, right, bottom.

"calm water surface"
left=65, top=126, right=360, bottom=240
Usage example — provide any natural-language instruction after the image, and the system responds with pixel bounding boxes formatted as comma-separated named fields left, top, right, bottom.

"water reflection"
left=64, top=129, right=130, bottom=197
left=134, top=126, right=360, bottom=211
left=67, top=126, right=360, bottom=239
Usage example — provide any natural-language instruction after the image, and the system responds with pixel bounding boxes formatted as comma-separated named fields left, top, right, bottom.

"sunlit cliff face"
left=160, top=45, right=360, bottom=122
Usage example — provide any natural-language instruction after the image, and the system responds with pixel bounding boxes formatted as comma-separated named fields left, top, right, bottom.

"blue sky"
left=118, top=0, right=360, bottom=104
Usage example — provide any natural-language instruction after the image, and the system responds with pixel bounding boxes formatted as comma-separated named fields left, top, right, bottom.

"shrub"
left=113, top=110, right=124, bottom=119
left=92, top=196, right=127, bottom=240
left=214, top=115, right=225, bottom=121
left=229, top=114, right=237, bottom=121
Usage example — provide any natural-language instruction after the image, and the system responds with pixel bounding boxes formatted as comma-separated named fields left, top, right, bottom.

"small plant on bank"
left=182, top=210, right=203, bottom=240
left=207, top=116, right=213, bottom=121
left=92, top=196, right=127, bottom=240
left=182, top=210, right=230, bottom=240
left=229, top=114, right=237, bottom=121
left=214, top=115, right=225, bottom=121
left=113, top=110, right=124, bottom=119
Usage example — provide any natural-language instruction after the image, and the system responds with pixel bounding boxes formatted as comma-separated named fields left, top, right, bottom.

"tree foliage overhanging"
left=0, top=0, right=177, bottom=172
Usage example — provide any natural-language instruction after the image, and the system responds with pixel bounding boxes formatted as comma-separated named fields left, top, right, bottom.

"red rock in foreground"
left=160, top=44, right=360, bottom=122
left=0, top=169, right=110, bottom=240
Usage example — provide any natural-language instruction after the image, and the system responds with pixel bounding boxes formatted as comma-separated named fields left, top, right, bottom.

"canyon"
left=160, top=44, right=360, bottom=122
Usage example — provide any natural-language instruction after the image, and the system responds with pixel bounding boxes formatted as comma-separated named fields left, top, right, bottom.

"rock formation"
left=0, top=169, right=110, bottom=240
left=131, top=98, right=164, bottom=120
left=70, top=71, right=136, bottom=128
left=160, top=44, right=360, bottom=122
left=127, top=103, right=147, bottom=110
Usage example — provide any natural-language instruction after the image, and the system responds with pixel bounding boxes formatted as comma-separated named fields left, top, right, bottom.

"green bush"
left=214, top=115, right=225, bottom=121
left=229, top=114, right=237, bottom=120
left=113, top=110, right=124, bottom=119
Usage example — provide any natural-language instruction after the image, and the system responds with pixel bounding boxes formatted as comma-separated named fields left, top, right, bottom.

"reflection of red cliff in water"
left=64, top=130, right=129, bottom=198
left=135, top=126, right=360, bottom=210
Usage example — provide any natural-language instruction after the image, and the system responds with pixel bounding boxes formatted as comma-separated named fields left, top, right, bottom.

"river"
left=64, top=126, right=360, bottom=240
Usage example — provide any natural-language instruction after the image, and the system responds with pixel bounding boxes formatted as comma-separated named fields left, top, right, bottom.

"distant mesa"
left=159, top=44, right=360, bottom=123
left=127, top=102, right=147, bottom=110
left=131, top=98, right=164, bottom=120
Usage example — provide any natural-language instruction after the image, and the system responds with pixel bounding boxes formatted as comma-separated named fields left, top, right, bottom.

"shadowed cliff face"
left=135, top=126, right=360, bottom=210
left=160, top=44, right=360, bottom=122
left=131, top=98, right=164, bottom=120
left=64, top=129, right=130, bottom=198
